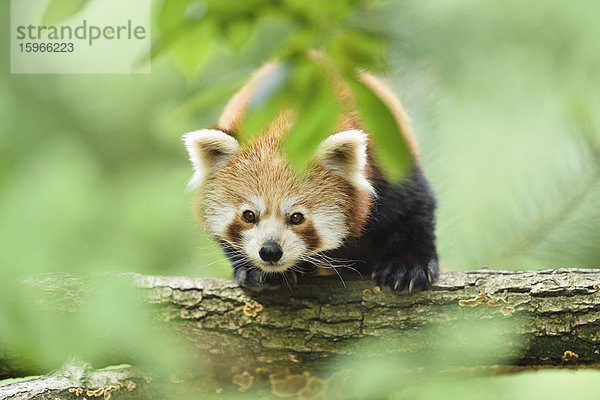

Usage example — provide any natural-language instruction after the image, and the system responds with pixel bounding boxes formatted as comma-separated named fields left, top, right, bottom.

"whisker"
left=290, top=265, right=308, bottom=276
left=314, top=255, right=346, bottom=287
left=195, top=258, right=231, bottom=272
left=281, top=271, right=293, bottom=291
left=300, top=253, right=364, bottom=280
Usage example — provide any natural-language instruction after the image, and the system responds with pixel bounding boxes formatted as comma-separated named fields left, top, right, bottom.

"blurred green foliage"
left=375, top=369, right=600, bottom=400
left=1, top=0, right=600, bottom=397
left=154, top=0, right=413, bottom=177
left=153, top=0, right=387, bottom=73
left=42, top=0, right=89, bottom=25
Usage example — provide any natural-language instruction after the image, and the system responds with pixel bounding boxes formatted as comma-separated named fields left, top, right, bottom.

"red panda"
left=183, top=60, right=439, bottom=293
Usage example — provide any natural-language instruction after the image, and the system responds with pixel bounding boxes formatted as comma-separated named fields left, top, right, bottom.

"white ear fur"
left=315, top=130, right=376, bottom=196
left=183, top=129, right=240, bottom=191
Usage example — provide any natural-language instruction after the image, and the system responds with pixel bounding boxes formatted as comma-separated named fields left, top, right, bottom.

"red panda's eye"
left=290, top=212, right=304, bottom=225
left=242, top=210, right=256, bottom=223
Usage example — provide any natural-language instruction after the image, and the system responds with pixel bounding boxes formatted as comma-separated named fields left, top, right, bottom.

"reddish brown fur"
left=198, top=109, right=373, bottom=245
left=226, top=217, right=252, bottom=244
left=308, top=50, right=419, bottom=163
left=187, top=55, right=439, bottom=290
left=199, top=55, right=419, bottom=246
left=357, top=71, right=421, bottom=163
left=218, top=62, right=279, bottom=133
left=292, top=220, right=322, bottom=251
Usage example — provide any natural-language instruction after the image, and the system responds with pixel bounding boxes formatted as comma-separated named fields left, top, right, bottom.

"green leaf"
left=240, top=65, right=292, bottom=141
left=283, top=64, right=341, bottom=171
left=283, top=87, right=341, bottom=171
left=180, top=80, right=247, bottom=115
left=223, top=19, right=255, bottom=50
left=171, top=21, right=217, bottom=77
left=328, top=30, right=387, bottom=72
left=41, top=0, right=89, bottom=25
left=348, top=76, right=411, bottom=181
left=158, top=0, right=193, bottom=33
left=241, top=58, right=341, bottom=170
left=153, top=0, right=199, bottom=67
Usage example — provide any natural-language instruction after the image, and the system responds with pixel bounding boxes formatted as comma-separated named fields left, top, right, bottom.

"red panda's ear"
left=315, top=130, right=375, bottom=196
left=183, top=129, right=240, bottom=191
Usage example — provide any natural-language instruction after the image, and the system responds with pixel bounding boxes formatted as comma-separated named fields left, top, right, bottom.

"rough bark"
left=2, top=268, right=600, bottom=399
left=0, top=362, right=149, bottom=400
left=137, top=268, right=600, bottom=371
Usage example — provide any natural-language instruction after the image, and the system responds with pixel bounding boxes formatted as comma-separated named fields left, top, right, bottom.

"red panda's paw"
left=233, top=267, right=295, bottom=291
left=372, top=258, right=439, bottom=294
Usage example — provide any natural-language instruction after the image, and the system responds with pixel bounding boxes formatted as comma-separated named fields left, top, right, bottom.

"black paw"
left=233, top=268, right=295, bottom=291
left=372, top=257, right=439, bottom=293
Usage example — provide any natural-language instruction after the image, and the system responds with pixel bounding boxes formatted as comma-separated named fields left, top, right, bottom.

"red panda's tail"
left=356, top=71, right=421, bottom=164
left=217, top=55, right=421, bottom=165
left=217, top=62, right=279, bottom=135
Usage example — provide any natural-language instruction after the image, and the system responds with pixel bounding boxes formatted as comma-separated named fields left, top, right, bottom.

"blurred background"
left=1, top=0, right=599, bottom=396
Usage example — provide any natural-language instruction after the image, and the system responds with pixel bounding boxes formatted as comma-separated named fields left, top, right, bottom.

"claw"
left=427, top=271, right=432, bottom=284
left=408, top=279, right=414, bottom=293
left=394, top=280, right=400, bottom=290
left=371, top=271, right=377, bottom=280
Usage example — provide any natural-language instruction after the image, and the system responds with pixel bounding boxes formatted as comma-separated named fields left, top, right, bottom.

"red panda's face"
left=184, top=128, right=375, bottom=273
left=204, top=192, right=343, bottom=272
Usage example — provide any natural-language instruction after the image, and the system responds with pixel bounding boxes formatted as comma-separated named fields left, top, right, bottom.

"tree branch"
left=136, top=268, right=600, bottom=369
left=0, top=362, right=148, bottom=400
left=2, top=268, right=600, bottom=399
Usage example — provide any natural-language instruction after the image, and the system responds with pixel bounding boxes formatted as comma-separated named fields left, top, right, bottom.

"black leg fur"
left=324, top=167, right=439, bottom=292
left=365, top=167, right=440, bottom=292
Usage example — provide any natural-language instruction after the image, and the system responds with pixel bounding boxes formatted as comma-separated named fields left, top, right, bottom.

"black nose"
left=259, top=241, right=283, bottom=262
